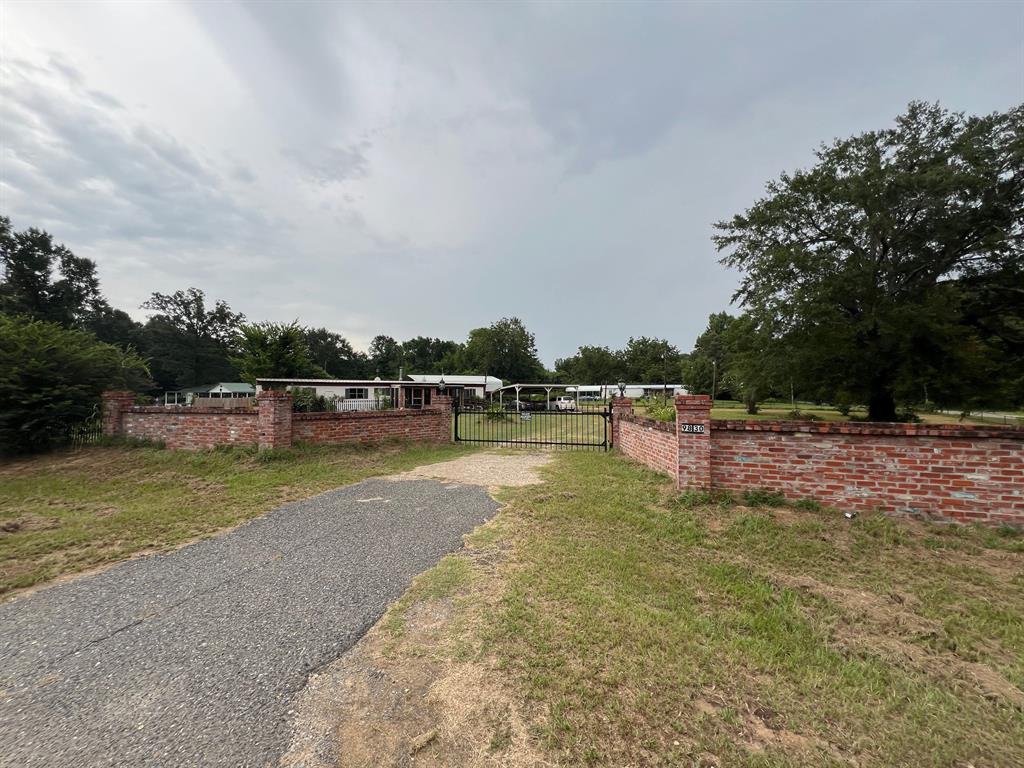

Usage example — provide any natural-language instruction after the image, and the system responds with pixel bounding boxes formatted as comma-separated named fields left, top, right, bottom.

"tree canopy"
left=233, top=322, right=326, bottom=383
left=0, top=315, right=149, bottom=453
left=140, top=288, right=244, bottom=390
left=714, top=101, right=1024, bottom=420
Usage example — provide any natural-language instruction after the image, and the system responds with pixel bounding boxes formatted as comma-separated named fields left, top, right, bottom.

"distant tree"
left=461, top=317, right=545, bottom=383
left=718, top=314, right=783, bottom=414
left=303, top=327, right=370, bottom=378
left=368, top=334, right=403, bottom=378
left=89, top=306, right=145, bottom=350
left=554, top=345, right=621, bottom=384
left=400, top=336, right=463, bottom=374
left=140, top=288, right=243, bottom=390
left=715, top=102, right=1024, bottom=420
left=617, top=336, right=683, bottom=383
left=233, top=322, right=326, bottom=383
left=0, top=315, right=150, bottom=453
left=0, top=216, right=106, bottom=328
left=683, top=313, right=737, bottom=398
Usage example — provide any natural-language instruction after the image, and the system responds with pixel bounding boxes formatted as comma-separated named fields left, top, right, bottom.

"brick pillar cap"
left=257, top=390, right=293, bottom=400
left=610, top=396, right=633, bottom=404
left=675, top=394, right=711, bottom=407
left=103, top=390, right=135, bottom=400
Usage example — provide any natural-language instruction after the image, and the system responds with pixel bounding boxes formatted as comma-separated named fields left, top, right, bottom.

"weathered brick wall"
left=121, top=407, right=259, bottom=450
left=711, top=421, right=1024, bottom=525
left=617, top=414, right=678, bottom=480
left=104, top=391, right=452, bottom=452
left=293, top=408, right=450, bottom=445
left=612, top=394, right=1024, bottom=525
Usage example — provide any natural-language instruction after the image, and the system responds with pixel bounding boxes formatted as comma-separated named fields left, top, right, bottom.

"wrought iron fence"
left=454, top=402, right=610, bottom=450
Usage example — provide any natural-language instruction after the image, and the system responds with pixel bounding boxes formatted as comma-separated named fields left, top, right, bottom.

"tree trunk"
left=867, top=388, right=898, bottom=422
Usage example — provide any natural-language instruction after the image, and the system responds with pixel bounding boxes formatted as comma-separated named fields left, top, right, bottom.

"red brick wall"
left=711, top=421, right=1024, bottom=525
left=618, top=414, right=678, bottom=480
left=292, top=408, right=450, bottom=445
left=105, top=392, right=453, bottom=452
left=121, top=407, right=259, bottom=450
left=612, top=395, right=1024, bottom=526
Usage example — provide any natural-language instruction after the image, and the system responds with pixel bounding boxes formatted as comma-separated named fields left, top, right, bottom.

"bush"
left=292, top=389, right=340, bottom=412
left=0, top=314, right=149, bottom=454
left=484, top=402, right=511, bottom=421
left=638, top=397, right=675, bottom=422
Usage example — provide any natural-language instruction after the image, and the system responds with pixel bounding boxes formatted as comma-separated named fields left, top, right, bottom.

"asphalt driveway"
left=0, top=477, right=499, bottom=767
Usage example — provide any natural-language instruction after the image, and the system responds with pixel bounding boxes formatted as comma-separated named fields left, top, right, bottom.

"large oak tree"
left=714, top=102, right=1023, bottom=420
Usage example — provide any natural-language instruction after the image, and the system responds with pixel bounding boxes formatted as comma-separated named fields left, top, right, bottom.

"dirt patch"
left=280, top=599, right=546, bottom=768
left=388, top=451, right=552, bottom=489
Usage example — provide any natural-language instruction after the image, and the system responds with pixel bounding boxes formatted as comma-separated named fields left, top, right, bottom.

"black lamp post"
left=617, top=381, right=626, bottom=398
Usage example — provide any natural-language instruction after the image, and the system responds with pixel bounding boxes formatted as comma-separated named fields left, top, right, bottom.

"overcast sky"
left=2, top=1, right=1021, bottom=365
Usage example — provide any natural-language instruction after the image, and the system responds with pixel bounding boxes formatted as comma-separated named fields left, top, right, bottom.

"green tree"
left=0, top=315, right=150, bottom=453
left=714, top=102, right=1024, bottom=420
left=303, top=327, right=370, bottom=378
left=368, top=334, right=402, bottom=378
left=618, top=336, right=683, bottom=383
left=554, top=345, right=621, bottom=384
left=233, top=322, right=326, bottom=383
left=400, top=336, right=463, bottom=374
left=461, top=317, right=545, bottom=383
left=683, top=313, right=738, bottom=398
left=0, top=216, right=106, bottom=328
left=140, top=288, right=243, bottom=390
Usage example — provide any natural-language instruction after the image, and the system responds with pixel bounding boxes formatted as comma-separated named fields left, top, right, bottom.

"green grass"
left=454, top=410, right=609, bottom=447
left=0, top=441, right=475, bottom=596
left=411, top=452, right=1024, bottom=766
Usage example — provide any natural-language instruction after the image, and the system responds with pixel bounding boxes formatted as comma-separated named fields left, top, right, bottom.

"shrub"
left=0, top=314, right=149, bottom=454
left=484, top=403, right=511, bottom=421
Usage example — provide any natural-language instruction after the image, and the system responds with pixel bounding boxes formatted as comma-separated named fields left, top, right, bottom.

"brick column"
left=610, top=396, right=633, bottom=449
left=675, top=395, right=712, bottom=490
left=426, top=394, right=454, bottom=442
left=101, top=391, right=135, bottom=437
left=257, top=391, right=293, bottom=450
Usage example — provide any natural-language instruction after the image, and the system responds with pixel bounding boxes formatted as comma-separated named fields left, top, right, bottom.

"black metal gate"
left=453, top=402, right=610, bottom=450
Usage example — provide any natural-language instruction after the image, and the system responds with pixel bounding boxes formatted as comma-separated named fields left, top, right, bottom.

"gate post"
left=426, top=394, right=454, bottom=443
left=257, top=391, right=293, bottom=450
left=102, top=391, right=135, bottom=438
left=675, top=395, right=712, bottom=491
left=610, top=396, right=633, bottom=449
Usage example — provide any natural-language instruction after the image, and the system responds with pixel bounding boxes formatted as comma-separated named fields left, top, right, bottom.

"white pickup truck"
left=553, top=396, right=577, bottom=411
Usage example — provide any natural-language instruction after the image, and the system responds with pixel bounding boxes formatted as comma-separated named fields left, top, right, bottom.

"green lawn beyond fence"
left=454, top=410, right=609, bottom=448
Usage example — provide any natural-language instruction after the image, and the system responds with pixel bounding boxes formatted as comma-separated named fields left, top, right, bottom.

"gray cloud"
left=0, top=57, right=272, bottom=246
left=282, top=140, right=371, bottom=185
left=2, top=1, right=1021, bottom=364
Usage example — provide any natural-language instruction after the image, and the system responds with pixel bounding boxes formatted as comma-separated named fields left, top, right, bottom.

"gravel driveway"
left=0, top=477, right=499, bottom=767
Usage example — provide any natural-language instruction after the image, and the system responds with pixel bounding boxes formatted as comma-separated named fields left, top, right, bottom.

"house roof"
left=406, top=374, right=503, bottom=391
left=254, top=378, right=465, bottom=388
left=169, top=382, right=254, bottom=395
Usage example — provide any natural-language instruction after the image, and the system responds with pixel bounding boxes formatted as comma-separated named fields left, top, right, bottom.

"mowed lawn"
left=386, top=451, right=1024, bottom=767
left=455, top=409, right=609, bottom=447
left=0, top=442, right=474, bottom=596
